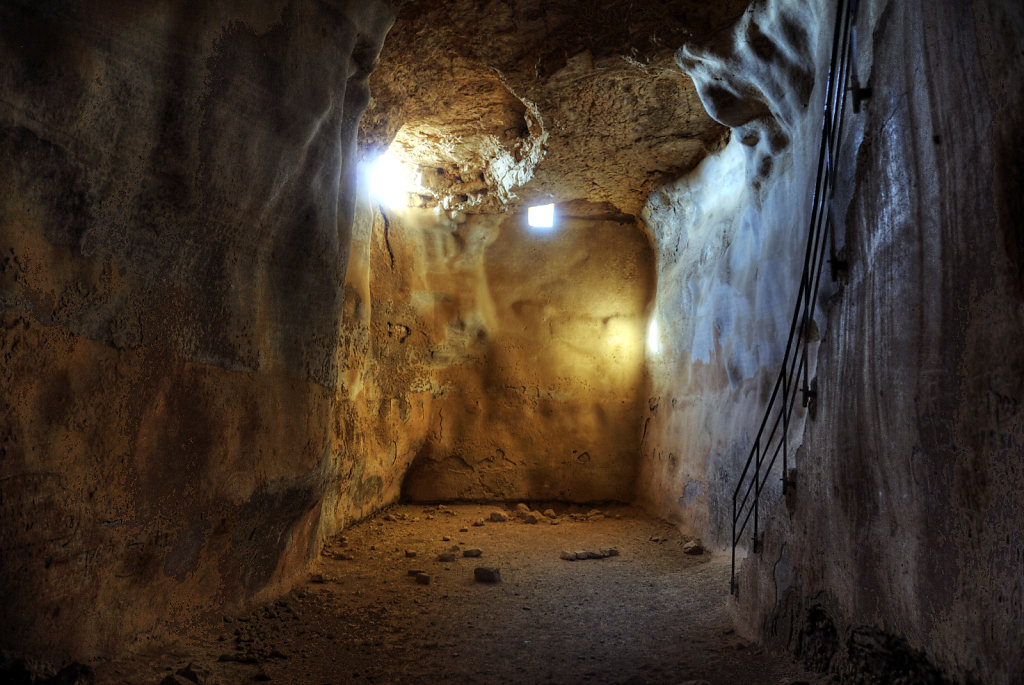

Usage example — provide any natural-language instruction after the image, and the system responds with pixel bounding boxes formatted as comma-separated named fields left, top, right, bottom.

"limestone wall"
left=0, top=0, right=395, bottom=659
left=640, top=0, right=1024, bottom=681
left=735, top=1, right=1024, bottom=682
left=636, top=0, right=824, bottom=544
left=342, top=200, right=654, bottom=505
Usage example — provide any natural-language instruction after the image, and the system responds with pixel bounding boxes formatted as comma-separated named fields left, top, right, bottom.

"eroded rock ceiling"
left=359, top=0, right=751, bottom=215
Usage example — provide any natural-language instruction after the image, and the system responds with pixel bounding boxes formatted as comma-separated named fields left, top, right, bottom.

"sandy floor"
left=94, top=504, right=822, bottom=684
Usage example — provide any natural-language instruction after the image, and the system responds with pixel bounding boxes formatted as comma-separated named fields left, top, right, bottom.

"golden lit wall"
left=338, top=200, right=655, bottom=504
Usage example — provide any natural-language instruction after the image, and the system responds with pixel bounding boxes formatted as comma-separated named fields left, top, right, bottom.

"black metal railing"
left=730, top=0, right=863, bottom=593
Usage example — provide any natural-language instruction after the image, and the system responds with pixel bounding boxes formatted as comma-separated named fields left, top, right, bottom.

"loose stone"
left=415, top=573, right=431, bottom=585
left=474, top=567, right=501, bottom=583
left=489, top=511, right=508, bottom=522
left=684, top=540, right=705, bottom=555
left=463, top=548, right=483, bottom=558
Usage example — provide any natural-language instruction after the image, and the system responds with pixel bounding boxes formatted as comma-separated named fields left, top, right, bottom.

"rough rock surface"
left=636, top=0, right=1024, bottom=682
left=3, top=0, right=1022, bottom=682
left=342, top=194, right=654, bottom=503
left=0, top=0, right=396, bottom=660
left=360, top=0, right=751, bottom=214
left=637, top=0, right=822, bottom=539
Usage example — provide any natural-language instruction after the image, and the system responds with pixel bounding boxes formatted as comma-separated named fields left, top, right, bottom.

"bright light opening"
left=647, top=317, right=661, bottom=355
left=368, top=152, right=415, bottom=208
left=527, top=203, right=555, bottom=229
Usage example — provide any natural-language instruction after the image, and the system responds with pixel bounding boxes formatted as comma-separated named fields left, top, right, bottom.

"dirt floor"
left=88, top=504, right=824, bottom=684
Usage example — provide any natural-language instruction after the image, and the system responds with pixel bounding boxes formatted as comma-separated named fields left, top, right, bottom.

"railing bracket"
left=828, top=254, right=848, bottom=281
left=849, top=81, right=872, bottom=113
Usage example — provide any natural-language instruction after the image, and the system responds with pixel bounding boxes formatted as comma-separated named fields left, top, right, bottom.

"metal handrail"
left=730, top=0, right=859, bottom=594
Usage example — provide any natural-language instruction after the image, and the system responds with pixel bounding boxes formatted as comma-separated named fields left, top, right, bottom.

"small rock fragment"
left=600, top=547, right=620, bottom=558
left=309, top=573, right=325, bottom=584
left=489, top=511, right=508, bottom=522
left=560, top=550, right=577, bottom=561
left=463, top=548, right=483, bottom=558
left=407, top=569, right=425, bottom=576
left=472, top=520, right=486, bottom=527
left=515, top=502, right=530, bottom=513
left=161, top=676, right=193, bottom=685
left=684, top=540, right=705, bottom=555
left=543, top=509, right=557, bottom=519
left=574, top=550, right=590, bottom=560
left=415, top=573, right=431, bottom=585
left=442, top=535, right=451, bottom=541
left=404, top=550, right=417, bottom=558
left=459, top=527, right=469, bottom=533
left=521, top=512, right=540, bottom=524
left=474, top=567, right=501, bottom=583
left=436, top=552, right=456, bottom=562
left=171, top=663, right=207, bottom=685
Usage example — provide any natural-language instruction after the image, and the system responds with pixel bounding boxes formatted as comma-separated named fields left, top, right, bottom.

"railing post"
left=782, top=375, right=789, bottom=492
left=731, top=491, right=737, bottom=593
left=753, top=440, right=761, bottom=553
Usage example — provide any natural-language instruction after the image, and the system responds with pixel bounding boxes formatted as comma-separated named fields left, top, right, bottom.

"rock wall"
left=343, top=199, right=654, bottom=504
left=0, top=0, right=395, bottom=660
left=640, top=0, right=1024, bottom=682
left=735, top=1, right=1024, bottom=682
left=636, top=0, right=823, bottom=541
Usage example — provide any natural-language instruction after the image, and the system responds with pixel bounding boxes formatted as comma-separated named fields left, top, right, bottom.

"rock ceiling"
left=359, top=0, right=751, bottom=216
